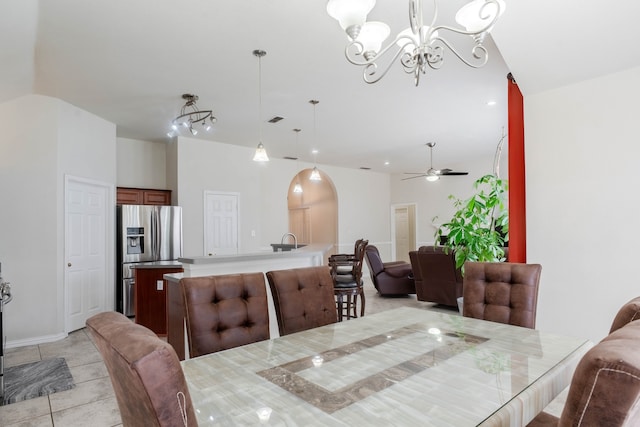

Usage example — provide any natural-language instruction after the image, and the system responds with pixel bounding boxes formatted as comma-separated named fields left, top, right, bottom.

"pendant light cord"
left=258, top=54, right=263, bottom=143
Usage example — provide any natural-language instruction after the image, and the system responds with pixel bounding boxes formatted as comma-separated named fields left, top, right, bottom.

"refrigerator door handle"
left=151, top=208, right=159, bottom=260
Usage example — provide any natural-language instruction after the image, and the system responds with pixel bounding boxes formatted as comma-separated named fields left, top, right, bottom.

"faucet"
left=281, top=232, right=298, bottom=248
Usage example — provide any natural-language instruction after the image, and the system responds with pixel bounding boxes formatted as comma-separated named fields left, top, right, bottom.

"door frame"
left=390, top=203, right=418, bottom=262
left=64, top=174, right=114, bottom=333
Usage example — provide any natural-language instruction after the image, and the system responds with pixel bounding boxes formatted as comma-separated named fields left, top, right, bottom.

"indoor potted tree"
left=435, top=173, right=509, bottom=274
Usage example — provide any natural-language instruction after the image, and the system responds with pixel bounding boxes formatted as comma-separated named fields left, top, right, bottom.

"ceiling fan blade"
left=403, top=172, right=427, bottom=175
left=401, top=174, right=428, bottom=181
left=440, top=171, right=469, bottom=176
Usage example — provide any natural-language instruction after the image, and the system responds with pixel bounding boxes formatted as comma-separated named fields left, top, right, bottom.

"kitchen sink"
left=270, top=244, right=307, bottom=252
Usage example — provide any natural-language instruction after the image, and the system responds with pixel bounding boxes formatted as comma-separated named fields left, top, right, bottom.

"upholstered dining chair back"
left=610, top=296, right=640, bottom=334
left=86, top=311, right=198, bottom=427
left=266, top=266, right=337, bottom=336
left=463, top=262, right=542, bottom=329
left=180, top=272, right=269, bottom=357
left=527, top=320, right=640, bottom=427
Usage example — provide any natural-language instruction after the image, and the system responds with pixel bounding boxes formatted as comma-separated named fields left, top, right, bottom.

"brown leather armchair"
left=180, top=272, right=270, bottom=357
left=528, top=319, right=640, bottom=426
left=364, top=245, right=415, bottom=295
left=409, top=246, right=463, bottom=307
left=86, top=311, right=198, bottom=427
left=463, top=261, right=542, bottom=329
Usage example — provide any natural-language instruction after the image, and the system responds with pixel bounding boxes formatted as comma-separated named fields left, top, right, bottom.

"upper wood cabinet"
left=117, top=187, right=172, bottom=205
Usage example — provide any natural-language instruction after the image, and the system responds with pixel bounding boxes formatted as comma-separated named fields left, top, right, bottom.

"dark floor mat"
left=3, top=357, right=75, bottom=405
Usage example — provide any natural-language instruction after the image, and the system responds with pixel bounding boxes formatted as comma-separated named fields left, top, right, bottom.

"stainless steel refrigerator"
left=116, top=205, right=182, bottom=316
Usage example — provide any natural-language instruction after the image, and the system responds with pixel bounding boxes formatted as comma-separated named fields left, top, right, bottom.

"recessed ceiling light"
left=487, top=101, right=497, bottom=106
left=311, top=149, right=319, bottom=154
left=384, top=161, right=390, bottom=166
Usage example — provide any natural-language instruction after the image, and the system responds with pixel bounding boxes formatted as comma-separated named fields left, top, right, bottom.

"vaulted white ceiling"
left=1, top=1, right=638, bottom=175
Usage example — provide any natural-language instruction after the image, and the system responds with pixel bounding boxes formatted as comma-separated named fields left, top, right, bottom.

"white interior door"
left=65, top=177, right=110, bottom=332
left=392, top=203, right=417, bottom=263
left=395, top=207, right=410, bottom=262
left=204, top=191, right=239, bottom=256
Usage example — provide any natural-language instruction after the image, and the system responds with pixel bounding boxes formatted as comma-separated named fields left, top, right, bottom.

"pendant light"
left=309, top=100, right=322, bottom=181
left=252, top=49, right=269, bottom=162
left=293, top=129, right=303, bottom=193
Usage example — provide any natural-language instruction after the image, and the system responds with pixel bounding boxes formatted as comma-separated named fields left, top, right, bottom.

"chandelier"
left=326, top=0, right=505, bottom=86
left=168, top=94, right=216, bottom=137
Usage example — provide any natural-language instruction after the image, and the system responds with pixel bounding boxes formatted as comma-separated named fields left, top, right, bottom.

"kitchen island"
left=132, top=261, right=183, bottom=336
left=164, top=244, right=332, bottom=359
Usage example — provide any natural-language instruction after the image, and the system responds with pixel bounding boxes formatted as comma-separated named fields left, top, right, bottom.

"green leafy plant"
left=435, top=174, right=508, bottom=273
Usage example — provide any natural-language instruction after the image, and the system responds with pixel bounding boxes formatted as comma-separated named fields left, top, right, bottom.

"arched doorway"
left=287, top=168, right=338, bottom=252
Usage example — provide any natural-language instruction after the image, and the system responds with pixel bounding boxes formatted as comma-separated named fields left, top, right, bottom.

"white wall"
left=0, top=95, right=116, bottom=345
left=526, top=66, right=640, bottom=343
left=390, top=152, right=507, bottom=248
left=116, top=137, right=166, bottom=189
left=173, top=137, right=392, bottom=258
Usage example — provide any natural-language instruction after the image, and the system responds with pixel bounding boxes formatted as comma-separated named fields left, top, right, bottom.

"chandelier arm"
left=428, top=37, right=488, bottom=69
left=430, top=18, right=498, bottom=38
left=431, top=0, right=503, bottom=38
left=344, top=33, right=416, bottom=67
left=360, top=43, right=414, bottom=84
left=173, top=110, right=213, bottom=125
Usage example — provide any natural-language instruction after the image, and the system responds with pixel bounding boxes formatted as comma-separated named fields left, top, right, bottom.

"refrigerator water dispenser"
left=126, top=227, right=145, bottom=255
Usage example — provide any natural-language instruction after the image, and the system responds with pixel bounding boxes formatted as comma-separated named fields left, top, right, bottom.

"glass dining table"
left=181, top=307, right=591, bottom=426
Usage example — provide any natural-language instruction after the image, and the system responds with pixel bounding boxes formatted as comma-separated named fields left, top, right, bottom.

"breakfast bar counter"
left=175, top=243, right=331, bottom=277
left=164, top=244, right=333, bottom=359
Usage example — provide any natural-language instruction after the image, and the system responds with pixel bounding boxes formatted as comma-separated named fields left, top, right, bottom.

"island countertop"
left=178, top=243, right=332, bottom=265
left=129, top=260, right=183, bottom=269
left=169, top=243, right=332, bottom=280
left=164, top=243, right=334, bottom=358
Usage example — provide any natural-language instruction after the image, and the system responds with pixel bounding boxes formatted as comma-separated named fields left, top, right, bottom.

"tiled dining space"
left=0, top=277, right=567, bottom=426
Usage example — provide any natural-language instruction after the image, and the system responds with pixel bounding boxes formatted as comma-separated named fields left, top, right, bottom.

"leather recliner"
left=409, top=246, right=463, bottom=307
left=364, top=245, right=415, bottom=296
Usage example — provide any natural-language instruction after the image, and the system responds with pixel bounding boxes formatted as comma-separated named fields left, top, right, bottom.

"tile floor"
left=0, top=278, right=565, bottom=426
left=0, top=328, right=122, bottom=427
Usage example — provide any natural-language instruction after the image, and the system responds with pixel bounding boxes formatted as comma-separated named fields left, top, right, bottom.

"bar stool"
left=329, top=239, right=367, bottom=321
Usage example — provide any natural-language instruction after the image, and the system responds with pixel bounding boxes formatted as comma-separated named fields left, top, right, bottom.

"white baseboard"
left=5, top=332, right=68, bottom=349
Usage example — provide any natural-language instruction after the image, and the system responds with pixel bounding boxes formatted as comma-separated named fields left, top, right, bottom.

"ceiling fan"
left=402, top=142, right=469, bottom=181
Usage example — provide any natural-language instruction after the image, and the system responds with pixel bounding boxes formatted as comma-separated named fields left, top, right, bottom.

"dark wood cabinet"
left=134, top=266, right=183, bottom=336
left=117, top=187, right=171, bottom=205
left=167, top=278, right=186, bottom=360
left=142, top=189, right=171, bottom=205
left=116, top=187, right=143, bottom=205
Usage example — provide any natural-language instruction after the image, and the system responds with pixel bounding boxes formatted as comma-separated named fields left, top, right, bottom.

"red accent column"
left=507, top=75, right=526, bottom=263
